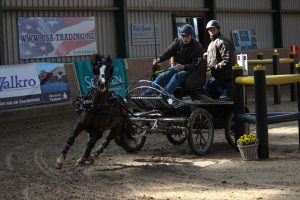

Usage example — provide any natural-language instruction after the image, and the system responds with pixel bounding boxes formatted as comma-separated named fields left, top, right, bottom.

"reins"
left=110, top=67, right=171, bottom=89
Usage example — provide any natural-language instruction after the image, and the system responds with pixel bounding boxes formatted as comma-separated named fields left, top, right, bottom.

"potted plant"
left=237, top=133, right=259, bottom=161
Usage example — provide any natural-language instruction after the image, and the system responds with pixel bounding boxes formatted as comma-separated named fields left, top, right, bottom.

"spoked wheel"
left=166, top=127, right=187, bottom=145
left=118, top=119, right=147, bottom=153
left=187, top=108, right=214, bottom=155
left=224, top=109, right=250, bottom=148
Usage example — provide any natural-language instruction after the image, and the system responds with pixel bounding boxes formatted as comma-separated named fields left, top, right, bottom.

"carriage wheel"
left=187, top=108, right=214, bottom=155
left=118, top=119, right=147, bottom=153
left=166, top=127, right=187, bottom=145
left=224, top=109, right=250, bottom=148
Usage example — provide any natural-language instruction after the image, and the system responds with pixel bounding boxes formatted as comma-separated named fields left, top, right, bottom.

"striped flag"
left=18, top=17, right=97, bottom=59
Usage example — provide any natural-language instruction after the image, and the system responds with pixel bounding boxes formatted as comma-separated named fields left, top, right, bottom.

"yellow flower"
left=237, top=133, right=258, bottom=146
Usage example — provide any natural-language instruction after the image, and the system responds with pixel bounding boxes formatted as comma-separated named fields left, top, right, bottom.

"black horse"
left=56, top=54, right=127, bottom=169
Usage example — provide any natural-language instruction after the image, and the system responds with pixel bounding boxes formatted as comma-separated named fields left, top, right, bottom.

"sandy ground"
left=1, top=92, right=300, bottom=200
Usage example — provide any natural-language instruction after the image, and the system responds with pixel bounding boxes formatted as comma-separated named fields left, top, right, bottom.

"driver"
left=150, top=24, right=204, bottom=97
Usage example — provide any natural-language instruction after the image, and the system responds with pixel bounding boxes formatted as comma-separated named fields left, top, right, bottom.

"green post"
left=254, top=65, right=269, bottom=159
left=296, top=62, right=300, bottom=150
left=272, top=0, right=283, bottom=48
left=272, top=49, right=281, bottom=104
left=290, top=52, right=297, bottom=101
left=114, top=0, right=129, bottom=58
left=232, top=64, right=245, bottom=150
left=257, top=52, right=264, bottom=60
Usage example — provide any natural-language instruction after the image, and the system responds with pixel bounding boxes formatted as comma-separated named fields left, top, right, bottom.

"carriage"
left=117, top=79, right=245, bottom=156
left=56, top=55, right=248, bottom=169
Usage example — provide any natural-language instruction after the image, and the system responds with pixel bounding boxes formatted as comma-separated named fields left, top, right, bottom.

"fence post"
left=254, top=64, right=269, bottom=159
left=272, top=49, right=281, bottom=104
left=232, top=64, right=245, bottom=150
left=290, top=52, right=297, bottom=101
left=296, top=62, right=300, bottom=150
left=257, top=52, right=264, bottom=60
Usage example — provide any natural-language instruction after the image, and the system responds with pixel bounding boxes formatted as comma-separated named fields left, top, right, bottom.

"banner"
left=0, top=63, right=70, bottom=110
left=231, top=29, right=259, bottom=51
left=110, top=59, right=128, bottom=97
left=0, top=63, right=41, bottom=98
left=74, top=61, right=94, bottom=95
left=237, top=54, right=248, bottom=75
left=131, top=24, right=161, bottom=45
left=18, top=17, right=97, bottom=59
left=74, top=59, right=128, bottom=97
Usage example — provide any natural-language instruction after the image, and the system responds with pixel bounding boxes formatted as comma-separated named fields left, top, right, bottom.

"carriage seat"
left=173, top=86, right=204, bottom=99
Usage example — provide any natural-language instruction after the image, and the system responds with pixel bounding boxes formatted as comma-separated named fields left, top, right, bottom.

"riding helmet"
left=180, top=24, right=195, bottom=36
left=206, top=20, right=221, bottom=30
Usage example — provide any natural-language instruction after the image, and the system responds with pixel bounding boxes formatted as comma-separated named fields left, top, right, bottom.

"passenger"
left=204, top=20, right=235, bottom=99
left=150, top=24, right=204, bottom=97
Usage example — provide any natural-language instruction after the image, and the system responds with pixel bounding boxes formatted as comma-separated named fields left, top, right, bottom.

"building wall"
left=281, top=0, right=300, bottom=48
left=1, top=0, right=116, bottom=64
left=127, top=0, right=205, bottom=10
left=1, top=0, right=300, bottom=64
left=215, top=0, right=274, bottom=50
left=126, top=0, right=206, bottom=58
left=215, top=0, right=271, bottom=10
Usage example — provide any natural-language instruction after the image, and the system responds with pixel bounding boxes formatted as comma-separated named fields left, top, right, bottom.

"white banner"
left=237, top=54, right=248, bottom=75
left=131, top=24, right=161, bottom=45
left=0, top=63, right=41, bottom=98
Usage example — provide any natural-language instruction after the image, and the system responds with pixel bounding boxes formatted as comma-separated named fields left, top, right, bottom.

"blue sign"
left=231, top=29, right=259, bottom=51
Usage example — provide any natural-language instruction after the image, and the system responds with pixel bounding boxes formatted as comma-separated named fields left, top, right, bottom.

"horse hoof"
left=85, top=158, right=94, bottom=165
left=56, top=154, right=65, bottom=169
left=90, top=153, right=99, bottom=160
left=56, top=162, right=63, bottom=169
left=76, top=158, right=86, bottom=166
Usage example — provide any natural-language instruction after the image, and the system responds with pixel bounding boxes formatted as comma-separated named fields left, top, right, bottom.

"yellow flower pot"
left=237, top=143, right=258, bottom=161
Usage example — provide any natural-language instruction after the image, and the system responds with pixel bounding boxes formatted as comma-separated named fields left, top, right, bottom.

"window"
left=173, top=16, right=206, bottom=46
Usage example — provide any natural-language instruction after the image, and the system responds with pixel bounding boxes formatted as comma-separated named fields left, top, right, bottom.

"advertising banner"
left=110, top=59, right=128, bottom=97
left=74, top=60, right=94, bottom=95
left=231, top=29, right=259, bottom=51
left=74, top=59, right=128, bottom=97
left=18, top=17, right=97, bottom=59
left=0, top=63, right=70, bottom=110
left=0, top=63, right=41, bottom=98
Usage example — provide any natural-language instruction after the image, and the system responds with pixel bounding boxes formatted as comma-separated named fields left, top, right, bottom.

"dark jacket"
left=207, top=32, right=234, bottom=82
left=158, top=38, right=203, bottom=71
left=158, top=38, right=205, bottom=88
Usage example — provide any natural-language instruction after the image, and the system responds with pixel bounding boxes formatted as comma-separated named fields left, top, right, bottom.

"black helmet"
left=206, top=20, right=221, bottom=30
left=180, top=24, right=194, bottom=36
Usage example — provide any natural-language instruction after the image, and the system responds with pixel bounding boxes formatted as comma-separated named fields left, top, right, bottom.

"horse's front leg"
left=76, top=130, right=102, bottom=166
left=56, top=123, right=84, bottom=169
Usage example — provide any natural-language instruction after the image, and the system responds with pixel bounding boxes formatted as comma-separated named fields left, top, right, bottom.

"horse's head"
left=91, top=54, right=113, bottom=92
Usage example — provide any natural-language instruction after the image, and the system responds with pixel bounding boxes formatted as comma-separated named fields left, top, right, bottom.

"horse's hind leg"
left=91, top=124, right=123, bottom=159
left=56, top=123, right=84, bottom=169
left=76, top=131, right=102, bottom=166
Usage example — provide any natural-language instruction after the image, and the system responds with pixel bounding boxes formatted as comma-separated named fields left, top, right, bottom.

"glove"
left=152, top=58, right=160, bottom=66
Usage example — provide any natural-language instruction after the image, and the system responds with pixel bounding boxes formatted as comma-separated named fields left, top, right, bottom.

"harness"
left=72, top=90, right=125, bottom=116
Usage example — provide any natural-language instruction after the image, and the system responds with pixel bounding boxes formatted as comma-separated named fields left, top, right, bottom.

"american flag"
left=18, top=17, right=97, bottom=59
